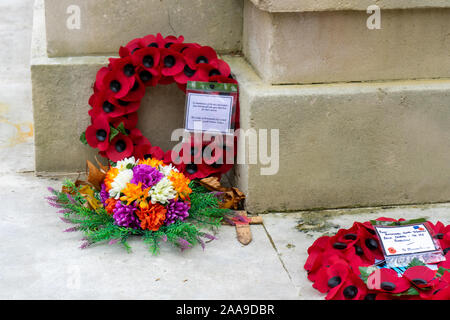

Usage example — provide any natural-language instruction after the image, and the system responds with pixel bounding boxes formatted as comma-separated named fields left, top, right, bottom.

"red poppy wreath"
left=81, top=33, right=239, bottom=180
left=304, top=217, right=450, bottom=300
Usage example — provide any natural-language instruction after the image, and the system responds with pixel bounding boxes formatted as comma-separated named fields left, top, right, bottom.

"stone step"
left=33, top=0, right=450, bottom=213
left=244, top=1, right=450, bottom=84
left=250, top=0, right=450, bottom=12
left=43, top=0, right=243, bottom=57
left=224, top=56, right=450, bottom=213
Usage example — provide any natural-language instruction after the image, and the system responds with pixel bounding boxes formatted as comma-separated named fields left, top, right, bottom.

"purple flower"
left=80, top=241, right=91, bottom=249
left=108, top=239, right=120, bottom=245
left=112, top=202, right=141, bottom=229
left=47, top=187, right=56, bottom=193
left=202, top=233, right=217, bottom=241
left=130, top=164, right=163, bottom=189
left=64, top=227, right=78, bottom=232
left=178, top=237, right=192, bottom=251
left=100, top=183, right=110, bottom=205
left=164, top=199, right=190, bottom=226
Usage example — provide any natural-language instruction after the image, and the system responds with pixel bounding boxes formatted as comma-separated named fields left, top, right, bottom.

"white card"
left=374, top=224, right=439, bottom=256
left=185, top=92, right=234, bottom=134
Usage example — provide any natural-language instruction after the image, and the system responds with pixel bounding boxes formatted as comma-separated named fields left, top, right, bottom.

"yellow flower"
left=168, top=171, right=192, bottom=201
left=138, top=158, right=164, bottom=168
left=120, top=182, right=151, bottom=207
left=104, top=167, right=119, bottom=192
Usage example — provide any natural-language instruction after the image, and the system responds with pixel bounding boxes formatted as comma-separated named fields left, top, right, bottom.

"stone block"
left=250, top=0, right=450, bottom=12
left=44, top=0, right=243, bottom=57
left=244, top=1, right=450, bottom=84
left=225, top=56, right=450, bottom=213
left=32, top=0, right=186, bottom=173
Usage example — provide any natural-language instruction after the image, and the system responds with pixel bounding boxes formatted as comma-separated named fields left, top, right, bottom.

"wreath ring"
left=83, top=33, right=239, bottom=180
left=304, top=217, right=450, bottom=300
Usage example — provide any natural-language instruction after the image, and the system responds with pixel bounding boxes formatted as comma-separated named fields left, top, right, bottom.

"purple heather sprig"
left=178, top=237, right=192, bottom=252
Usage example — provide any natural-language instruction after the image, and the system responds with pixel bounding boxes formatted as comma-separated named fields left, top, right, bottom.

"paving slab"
left=0, top=173, right=298, bottom=299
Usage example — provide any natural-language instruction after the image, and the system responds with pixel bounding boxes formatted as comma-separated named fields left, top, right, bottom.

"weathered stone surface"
left=250, top=0, right=450, bottom=12
left=225, top=56, right=450, bottom=213
left=44, top=0, right=243, bottom=57
left=32, top=1, right=189, bottom=173
left=244, top=1, right=450, bottom=84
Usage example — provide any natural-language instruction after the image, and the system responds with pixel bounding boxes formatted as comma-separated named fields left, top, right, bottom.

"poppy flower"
left=432, top=285, right=450, bottom=300
left=183, top=46, right=218, bottom=70
left=403, top=266, right=436, bottom=289
left=85, top=115, right=110, bottom=151
left=106, top=133, right=134, bottom=162
left=204, top=59, right=231, bottom=78
left=356, top=227, right=384, bottom=262
left=427, top=221, right=450, bottom=249
left=134, top=143, right=165, bottom=161
left=124, top=37, right=144, bottom=55
left=136, top=66, right=161, bottom=87
left=438, top=252, right=450, bottom=268
left=93, top=67, right=111, bottom=91
left=173, top=63, right=210, bottom=84
left=312, top=261, right=350, bottom=294
left=304, top=236, right=331, bottom=277
left=160, top=48, right=185, bottom=76
left=88, top=91, right=126, bottom=119
left=128, top=128, right=150, bottom=147
left=111, top=112, right=138, bottom=130
left=170, top=42, right=201, bottom=54
left=100, top=68, right=135, bottom=99
left=119, top=46, right=130, bottom=58
left=141, top=33, right=184, bottom=49
left=366, top=268, right=411, bottom=294
left=108, top=56, right=136, bottom=79
left=328, top=272, right=367, bottom=300
left=131, top=47, right=161, bottom=74
left=119, top=77, right=146, bottom=102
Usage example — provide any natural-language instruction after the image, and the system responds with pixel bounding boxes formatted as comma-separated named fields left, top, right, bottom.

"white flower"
left=115, top=157, right=136, bottom=172
left=159, top=163, right=179, bottom=177
left=109, top=169, right=133, bottom=199
left=148, top=177, right=177, bottom=204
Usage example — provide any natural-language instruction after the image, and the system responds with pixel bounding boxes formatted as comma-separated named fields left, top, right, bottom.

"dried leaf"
left=87, top=160, right=106, bottom=191
left=78, top=185, right=102, bottom=211
left=199, top=177, right=245, bottom=209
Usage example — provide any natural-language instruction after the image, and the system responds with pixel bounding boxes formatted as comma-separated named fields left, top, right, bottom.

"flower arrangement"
left=101, top=156, right=192, bottom=231
left=47, top=157, right=232, bottom=254
left=304, top=217, right=450, bottom=300
left=80, top=33, right=240, bottom=180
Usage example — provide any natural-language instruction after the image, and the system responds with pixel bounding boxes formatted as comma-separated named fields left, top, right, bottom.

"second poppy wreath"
left=81, top=33, right=239, bottom=180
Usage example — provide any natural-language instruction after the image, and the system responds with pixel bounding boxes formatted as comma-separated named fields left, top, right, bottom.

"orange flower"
left=138, top=158, right=164, bottom=168
left=168, top=171, right=192, bottom=201
left=104, top=198, right=117, bottom=215
left=120, top=182, right=151, bottom=208
left=136, top=203, right=167, bottom=231
left=104, top=167, right=119, bottom=191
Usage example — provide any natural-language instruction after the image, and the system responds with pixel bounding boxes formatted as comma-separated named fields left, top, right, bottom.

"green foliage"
left=359, top=266, right=378, bottom=283
left=109, top=122, right=128, bottom=142
left=49, top=179, right=229, bottom=254
left=392, top=287, right=419, bottom=296
left=80, top=131, right=87, bottom=145
left=369, top=218, right=427, bottom=226
left=407, top=258, right=427, bottom=268
left=436, top=266, right=450, bottom=278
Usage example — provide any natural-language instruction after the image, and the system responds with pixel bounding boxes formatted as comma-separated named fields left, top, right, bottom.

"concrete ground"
left=1, top=0, right=449, bottom=300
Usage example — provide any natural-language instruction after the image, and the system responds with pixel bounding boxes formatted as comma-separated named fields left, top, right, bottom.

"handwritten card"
left=185, top=93, right=234, bottom=134
left=374, top=224, right=439, bottom=257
